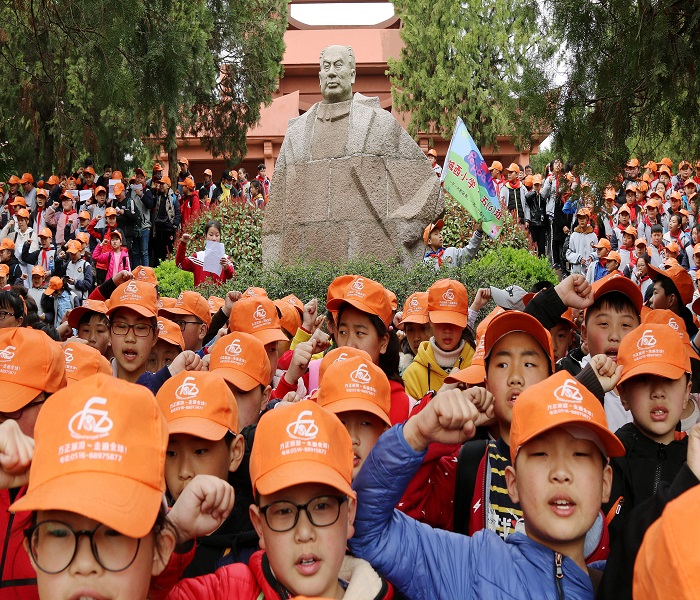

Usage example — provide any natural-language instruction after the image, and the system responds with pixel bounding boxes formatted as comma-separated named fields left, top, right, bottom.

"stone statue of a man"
left=263, top=44, right=442, bottom=266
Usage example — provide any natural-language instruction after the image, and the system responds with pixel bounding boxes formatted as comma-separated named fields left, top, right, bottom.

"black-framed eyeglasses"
left=110, top=322, right=154, bottom=337
left=0, top=310, right=18, bottom=321
left=173, top=319, right=203, bottom=332
left=0, top=397, right=46, bottom=420
left=25, top=521, right=141, bottom=574
left=259, top=495, right=347, bottom=533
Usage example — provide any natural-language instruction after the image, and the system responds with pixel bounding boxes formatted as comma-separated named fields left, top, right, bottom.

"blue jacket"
left=349, top=425, right=595, bottom=600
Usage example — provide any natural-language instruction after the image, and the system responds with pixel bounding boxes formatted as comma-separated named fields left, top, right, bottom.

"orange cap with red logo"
left=618, top=323, right=690, bottom=386
left=156, top=317, right=185, bottom=350
left=510, top=371, right=625, bottom=464
left=160, top=290, right=212, bottom=327
left=0, top=327, right=67, bottom=411
left=326, top=275, right=393, bottom=328
left=317, top=356, right=391, bottom=427
left=399, top=292, right=429, bottom=326
left=250, top=400, right=354, bottom=498
left=156, top=371, right=238, bottom=440
left=427, top=279, right=469, bottom=327
left=229, top=296, right=287, bottom=346
left=67, top=299, right=108, bottom=330
left=63, top=341, right=112, bottom=384
left=209, top=331, right=271, bottom=391
left=106, top=280, right=158, bottom=319
left=9, top=374, right=168, bottom=538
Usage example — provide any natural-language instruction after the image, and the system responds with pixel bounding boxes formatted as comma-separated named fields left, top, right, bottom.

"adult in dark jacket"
left=152, top=177, right=181, bottom=265
left=525, top=175, right=548, bottom=257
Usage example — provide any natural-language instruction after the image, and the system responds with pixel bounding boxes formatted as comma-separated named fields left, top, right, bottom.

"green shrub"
left=154, top=260, right=194, bottom=298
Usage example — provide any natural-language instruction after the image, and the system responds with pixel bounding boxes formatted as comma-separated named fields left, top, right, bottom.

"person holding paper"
left=176, top=220, right=234, bottom=286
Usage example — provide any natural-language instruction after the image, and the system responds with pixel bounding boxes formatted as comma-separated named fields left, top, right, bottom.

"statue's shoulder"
left=287, top=102, right=320, bottom=130
left=352, top=92, right=382, bottom=110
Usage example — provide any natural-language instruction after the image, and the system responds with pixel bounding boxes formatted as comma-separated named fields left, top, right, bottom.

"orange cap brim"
left=619, top=362, right=688, bottom=387
left=484, top=312, right=554, bottom=371
left=327, top=298, right=392, bottom=329
left=9, top=471, right=163, bottom=538
left=428, top=310, right=468, bottom=328
left=67, top=305, right=107, bottom=330
left=445, top=364, right=486, bottom=385
left=166, top=417, right=230, bottom=440
left=213, top=367, right=262, bottom=392
left=399, top=314, right=430, bottom=325
left=107, top=304, right=157, bottom=319
left=250, top=328, right=289, bottom=346
left=254, top=460, right=355, bottom=499
left=320, top=398, right=391, bottom=427
left=0, top=383, right=42, bottom=412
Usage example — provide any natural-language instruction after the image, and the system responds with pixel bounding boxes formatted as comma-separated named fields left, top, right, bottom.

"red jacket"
left=175, top=242, right=234, bottom=287
left=0, top=487, right=38, bottom=600
left=179, top=193, right=201, bottom=231
left=166, top=550, right=393, bottom=599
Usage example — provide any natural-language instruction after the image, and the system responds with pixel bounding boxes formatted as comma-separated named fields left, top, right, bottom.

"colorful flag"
left=440, top=117, right=503, bottom=238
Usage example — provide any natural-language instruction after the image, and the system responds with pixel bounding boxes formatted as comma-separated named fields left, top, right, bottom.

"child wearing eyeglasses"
left=2, top=374, right=234, bottom=600
left=166, top=401, right=394, bottom=599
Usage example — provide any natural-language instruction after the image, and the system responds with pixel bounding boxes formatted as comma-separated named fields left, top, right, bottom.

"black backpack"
left=453, top=439, right=489, bottom=535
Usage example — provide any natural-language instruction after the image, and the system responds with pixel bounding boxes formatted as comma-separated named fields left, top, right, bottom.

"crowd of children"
left=1, top=156, right=700, bottom=599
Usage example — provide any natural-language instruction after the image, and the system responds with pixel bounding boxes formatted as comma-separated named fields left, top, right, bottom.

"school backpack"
left=453, top=439, right=489, bottom=535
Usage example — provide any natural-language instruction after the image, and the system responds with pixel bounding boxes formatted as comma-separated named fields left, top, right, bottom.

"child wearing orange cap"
left=159, top=290, right=213, bottom=352
left=565, top=208, right=597, bottom=275
left=646, top=223, right=664, bottom=267
left=604, top=250, right=621, bottom=274
left=146, top=317, right=185, bottom=372
left=349, top=371, right=623, bottom=598
left=67, top=298, right=111, bottom=355
left=586, top=238, right=611, bottom=284
left=318, top=355, right=392, bottom=480
left=166, top=400, right=394, bottom=600
left=27, top=265, right=48, bottom=318
left=663, top=213, right=691, bottom=270
left=648, top=263, right=697, bottom=335
left=0, top=206, right=33, bottom=285
left=54, top=239, right=93, bottom=302
left=40, top=276, right=73, bottom=329
left=156, top=371, right=256, bottom=574
left=402, top=279, right=475, bottom=400
left=0, top=373, right=234, bottom=600
left=152, top=176, right=181, bottom=265
left=499, top=162, right=526, bottom=224
left=0, top=238, right=23, bottom=286
left=177, top=220, right=235, bottom=286
left=397, top=292, right=432, bottom=374
left=423, top=219, right=483, bottom=268
left=22, top=226, right=56, bottom=276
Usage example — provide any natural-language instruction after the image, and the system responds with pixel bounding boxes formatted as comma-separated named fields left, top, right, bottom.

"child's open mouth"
left=507, top=391, right=521, bottom=406
left=650, top=406, right=669, bottom=422
left=296, top=554, right=321, bottom=576
left=122, top=349, right=138, bottom=361
left=549, top=495, right=576, bottom=517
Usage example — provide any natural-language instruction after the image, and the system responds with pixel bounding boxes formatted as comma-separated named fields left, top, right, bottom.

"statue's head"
left=319, top=45, right=356, bottom=103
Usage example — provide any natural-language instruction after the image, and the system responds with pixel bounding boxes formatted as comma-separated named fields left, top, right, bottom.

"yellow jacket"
left=402, top=340, right=474, bottom=399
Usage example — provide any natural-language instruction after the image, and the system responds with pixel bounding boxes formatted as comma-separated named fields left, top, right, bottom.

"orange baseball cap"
left=532, top=174, right=543, bottom=185
left=152, top=163, right=163, bottom=172
left=642, top=309, right=700, bottom=360
left=427, top=148, right=437, bottom=158
left=325, top=275, right=393, bottom=328
left=0, top=327, right=67, bottom=411
left=0, top=238, right=15, bottom=251
left=106, top=280, right=158, bottom=319
left=636, top=181, right=649, bottom=193
left=427, top=279, right=469, bottom=327
left=113, top=182, right=125, bottom=195
left=317, top=356, right=391, bottom=427
left=156, top=371, right=238, bottom=440
left=19, top=173, right=33, bottom=184
left=159, top=176, right=171, bottom=187
left=0, top=265, right=8, bottom=278
left=664, top=241, right=680, bottom=254
left=156, top=317, right=185, bottom=350
left=229, top=296, right=287, bottom=346
left=506, top=162, right=520, bottom=173
left=15, top=208, right=30, bottom=219
left=250, top=400, right=354, bottom=498
left=510, top=371, right=625, bottom=464
left=36, top=188, right=49, bottom=198
left=66, top=240, right=82, bottom=254
left=67, top=298, right=109, bottom=330
left=483, top=310, right=555, bottom=372
left=159, top=291, right=211, bottom=327
left=523, top=175, right=533, bottom=187
left=47, top=175, right=60, bottom=186
left=558, top=307, right=579, bottom=332
left=209, top=331, right=271, bottom=391
left=207, top=296, right=225, bottom=314
left=625, top=183, right=637, bottom=194
left=635, top=238, right=647, bottom=248
left=158, top=297, right=177, bottom=310
left=83, top=166, right=96, bottom=176
left=203, top=168, right=213, bottom=176
left=31, top=265, right=46, bottom=277
left=660, top=157, right=673, bottom=169
left=634, top=484, right=700, bottom=599
left=670, top=190, right=683, bottom=202
left=7, top=175, right=20, bottom=185
left=78, top=210, right=91, bottom=220
left=76, top=232, right=90, bottom=246
left=618, top=205, right=631, bottom=215
left=618, top=323, right=690, bottom=386
left=9, top=374, right=168, bottom=538
left=400, top=292, right=429, bottom=326
left=658, top=164, right=672, bottom=176
left=685, top=178, right=697, bottom=188
left=604, top=188, right=616, bottom=201
left=489, top=161, right=503, bottom=171
left=44, top=276, right=64, bottom=296
left=111, top=171, right=123, bottom=180
left=444, top=363, right=486, bottom=386
left=593, top=238, right=611, bottom=250
left=63, top=341, right=112, bottom=384
left=606, top=251, right=622, bottom=264
left=576, top=207, right=591, bottom=218
left=643, top=160, right=657, bottom=171
left=274, top=297, right=302, bottom=337
left=647, top=264, right=694, bottom=305
left=591, top=271, right=643, bottom=315
left=182, top=177, right=195, bottom=189
left=623, top=225, right=637, bottom=237
left=626, top=158, right=640, bottom=168
left=243, top=286, right=268, bottom=298
left=317, top=347, right=373, bottom=388
left=105, top=207, right=117, bottom=217
left=422, top=219, right=444, bottom=244
left=178, top=157, right=189, bottom=166
left=94, top=185, right=107, bottom=196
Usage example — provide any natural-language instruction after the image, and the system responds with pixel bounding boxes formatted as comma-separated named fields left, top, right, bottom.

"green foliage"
left=388, top=0, right=556, bottom=149
left=440, top=196, right=533, bottom=256
left=154, top=260, right=194, bottom=298
left=185, top=203, right=263, bottom=267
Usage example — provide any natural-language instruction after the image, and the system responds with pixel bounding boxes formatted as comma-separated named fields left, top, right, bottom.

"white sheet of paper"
left=79, top=190, right=93, bottom=201
left=130, top=183, right=143, bottom=191
left=203, top=241, right=225, bottom=276
left=108, top=178, right=120, bottom=199
left=68, top=190, right=79, bottom=200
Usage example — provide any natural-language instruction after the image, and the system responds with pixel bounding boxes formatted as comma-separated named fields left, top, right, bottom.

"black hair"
left=250, top=179, right=263, bottom=194
left=669, top=214, right=682, bottom=228
left=651, top=224, right=664, bottom=234
left=530, top=280, right=554, bottom=293
left=30, top=322, right=61, bottom=341
left=84, top=157, right=94, bottom=167
left=0, top=290, right=25, bottom=321
left=204, top=219, right=222, bottom=237
left=78, top=310, right=110, bottom=327
left=258, top=164, right=266, bottom=171
left=584, top=291, right=640, bottom=325
left=336, top=304, right=403, bottom=385
left=637, top=252, right=651, bottom=265
left=103, top=163, right=112, bottom=171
